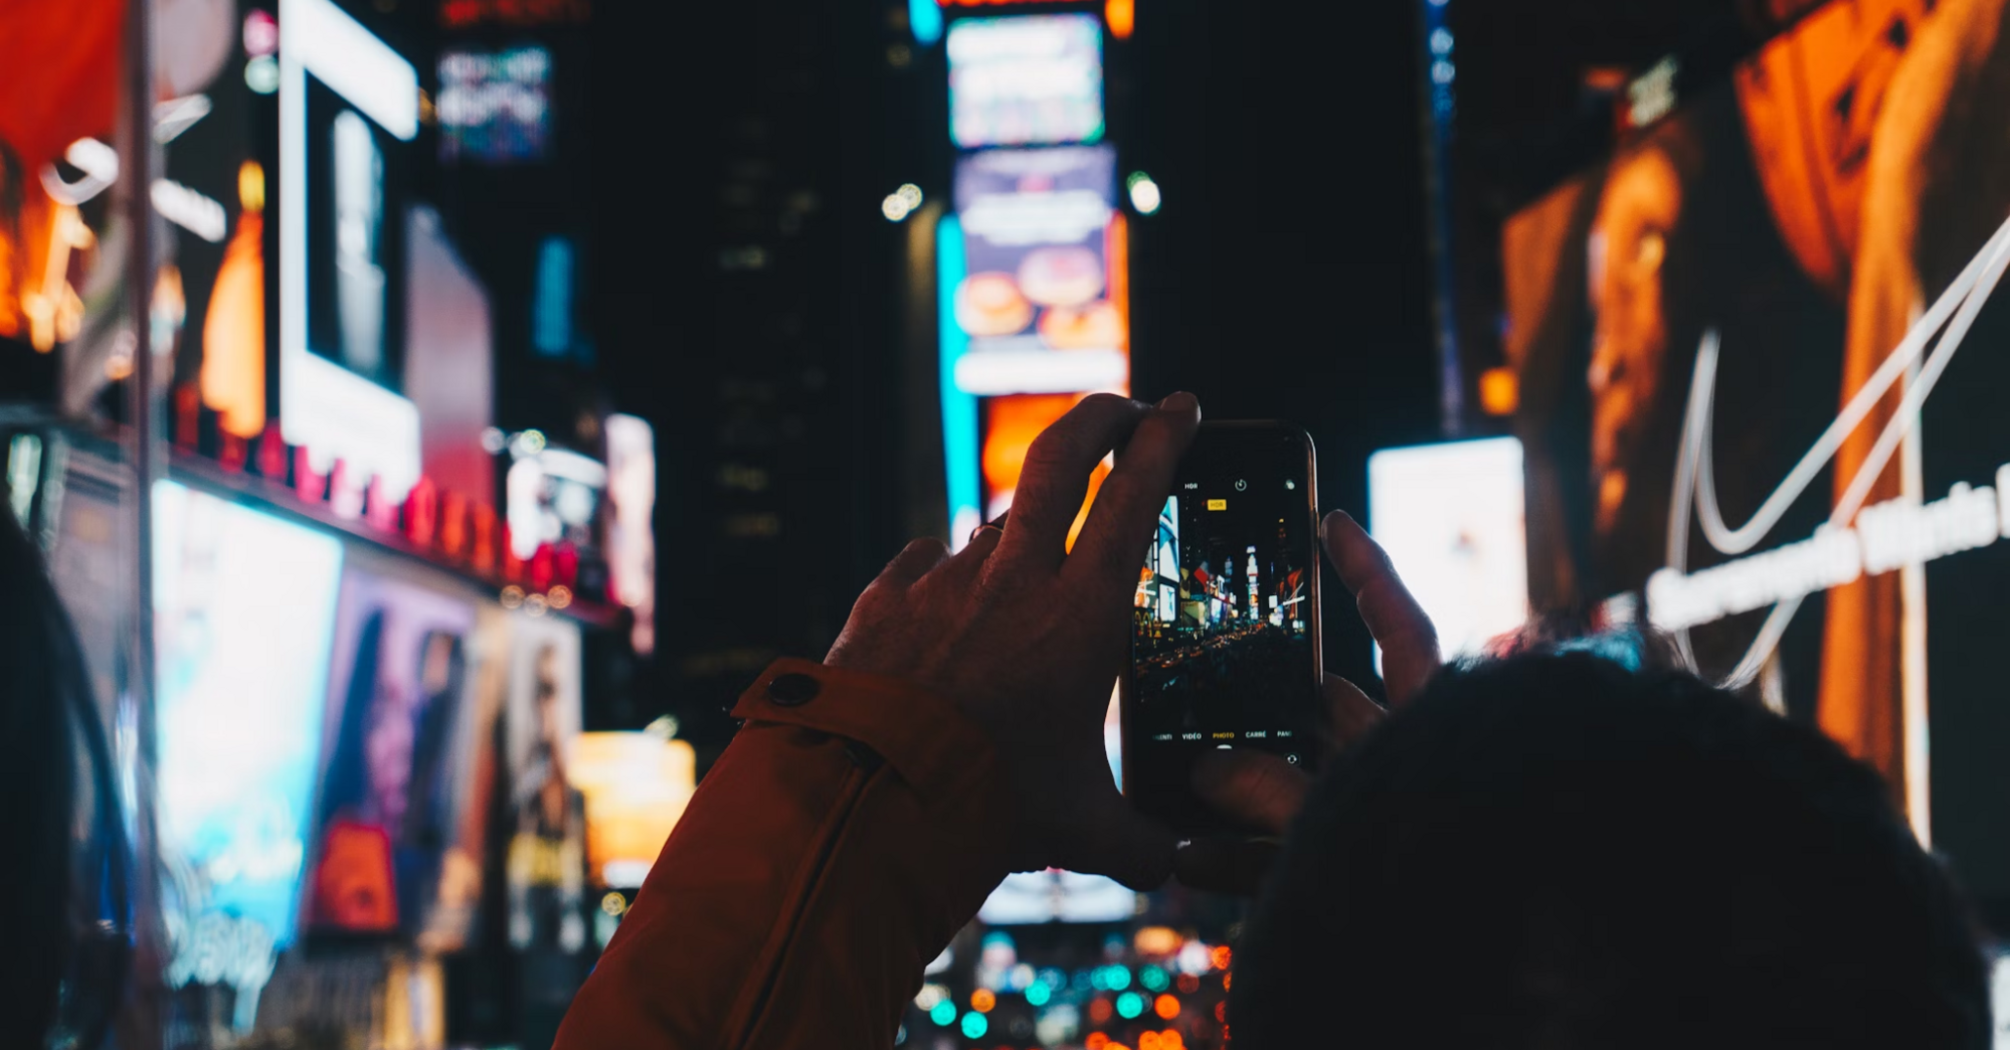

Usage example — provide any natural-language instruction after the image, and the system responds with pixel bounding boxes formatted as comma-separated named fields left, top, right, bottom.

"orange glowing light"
left=1107, top=1044, right=1132, bottom=1050
left=1176, top=973, right=1199, bottom=993
left=978, top=392, right=1112, bottom=548
left=1107, top=212, right=1131, bottom=351
left=1133, top=925, right=1180, bottom=956
left=1105, top=0, right=1133, bottom=37
left=1209, top=945, right=1232, bottom=970
left=1162, top=1031, right=1186, bottom=1049
left=1222, top=971, right=1232, bottom=990
left=1088, top=998, right=1115, bottom=1024
left=971, top=989, right=996, bottom=1013
left=1154, top=994, right=1179, bottom=1020
left=202, top=198, right=266, bottom=437
left=1140, top=1034, right=1161, bottom=1050
left=1478, top=365, right=1519, bottom=415
left=1087, top=1033, right=1110, bottom=1050
left=1214, top=1001, right=1228, bottom=1023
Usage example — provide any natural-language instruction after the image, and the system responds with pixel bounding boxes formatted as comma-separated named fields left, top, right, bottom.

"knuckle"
left=904, top=536, right=950, bottom=561
left=1025, top=426, right=1090, bottom=472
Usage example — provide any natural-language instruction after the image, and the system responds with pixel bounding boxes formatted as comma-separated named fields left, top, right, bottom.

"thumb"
left=1050, top=787, right=1179, bottom=891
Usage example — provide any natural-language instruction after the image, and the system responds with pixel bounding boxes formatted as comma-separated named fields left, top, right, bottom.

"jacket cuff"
left=731, top=658, right=1004, bottom=809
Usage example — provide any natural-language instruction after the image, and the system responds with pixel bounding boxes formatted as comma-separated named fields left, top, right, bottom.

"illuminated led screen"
left=947, top=14, right=1103, bottom=149
left=153, top=481, right=345, bottom=1014
left=307, top=563, right=480, bottom=939
left=438, top=45, right=553, bottom=164
left=1367, top=438, right=1528, bottom=665
left=950, top=145, right=1124, bottom=398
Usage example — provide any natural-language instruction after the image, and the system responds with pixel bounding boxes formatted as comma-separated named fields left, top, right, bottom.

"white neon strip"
left=953, top=349, right=1127, bottom=395
left=152, top=179, right=226, bottom=243
left=281, top=0, right=419, bottom=141
left=1662, top=215, right=2010, bottom=692
left=1690, top=217, right=2010, bottom=556
left=1899, top=350, right=1930, bottom=848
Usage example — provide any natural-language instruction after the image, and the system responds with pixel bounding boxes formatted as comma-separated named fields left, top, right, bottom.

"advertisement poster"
left=153, top=481, right=345, bottom=1027
left=497, top=609, right=587, bottom=1045
left=305, top=555, right=484, bottom=945
left=951, top=145, right=1124, bottom=399
left=1368, top=438, right=1528, bottom=665
left=947, top=13, right=1104, bottom=149
left=501, top=611, right=585, bottom=952
left=1495, top=0, right=2010, bottom=913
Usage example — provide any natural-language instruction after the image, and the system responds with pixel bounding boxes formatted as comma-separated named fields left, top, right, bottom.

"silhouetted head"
left=1234, top=653, right=1988, bottom=1049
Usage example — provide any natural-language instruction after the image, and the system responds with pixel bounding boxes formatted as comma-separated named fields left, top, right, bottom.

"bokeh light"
left=959, top=1011, right=988, bottom=1039
left=1116, top=991, right=1145, bottom=1019
left=1025, top=981, right=1051, bottom=1007
left=1126, top=171, right=1161, bottom=215
left=930, top=1001, right=956, bottom=1026
left=971, top=989, right=996, bottom=1014
left=1154, top=993, right=1179, bottom=1020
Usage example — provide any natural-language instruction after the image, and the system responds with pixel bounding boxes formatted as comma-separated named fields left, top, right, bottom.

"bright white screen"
left=1368, top=437, right=1529, bottom=665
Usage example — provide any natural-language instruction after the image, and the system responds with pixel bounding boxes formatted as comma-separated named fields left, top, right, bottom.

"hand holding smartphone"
left=1122, top=421, right=1325, bottom=836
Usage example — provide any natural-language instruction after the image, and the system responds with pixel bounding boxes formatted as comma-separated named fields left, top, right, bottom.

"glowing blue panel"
left=910, top=0, right=943, bottom=46
left=153, top=481, right=345, bottom=1024
left=939, top=215, right=982, bottom=545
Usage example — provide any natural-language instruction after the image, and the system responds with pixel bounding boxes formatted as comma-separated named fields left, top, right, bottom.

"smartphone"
left=1122, top=420, right=1323, bottom=835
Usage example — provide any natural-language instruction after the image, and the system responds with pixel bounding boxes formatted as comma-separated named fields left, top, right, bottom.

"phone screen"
left=1124, top=422, right=1322, bottom=833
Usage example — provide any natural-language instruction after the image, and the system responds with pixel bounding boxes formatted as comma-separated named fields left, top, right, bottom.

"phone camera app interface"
left=1132, top=454, right=1315, bottom=749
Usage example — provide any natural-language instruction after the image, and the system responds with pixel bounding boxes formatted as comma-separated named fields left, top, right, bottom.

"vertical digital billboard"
left=279, top=0, right=423, bottom=499
left=943, top=146, right=1126, bottom=530
left=1485, top=0, right=2010, bottom=912
left=951, top=145, right=1125, bottom=396
left=154, top=480, right=345, bottom=1029
left=1368, top=438, right=1529, bottom=665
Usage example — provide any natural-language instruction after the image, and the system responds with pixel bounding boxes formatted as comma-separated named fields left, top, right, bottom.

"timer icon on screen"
left=1234, top=479, right=1247, bottom=491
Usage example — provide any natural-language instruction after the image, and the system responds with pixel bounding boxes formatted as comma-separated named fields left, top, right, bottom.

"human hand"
left=826, top=392, right=1202, bottom=890
left=1174, top=509, right=1440, bottom=894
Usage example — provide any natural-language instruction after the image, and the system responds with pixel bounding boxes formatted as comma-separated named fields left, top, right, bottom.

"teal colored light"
left=908, top=0, right=942, bottom=45
left=930, top=1001, right=956, bottom=1026
left=936, top=215, right=980, bottom=539
left=1089, top=968, right=1107, bottom=991
left=1141, top=965, right=1169, bottom=992
left=961, top=1012, right=988, bottom=1039
left=1105, top=966, right=1131, bottom=991
left=1116, top=992, right=1145, bottom=1019
left=1026, top=982, right=1051, bottom=1007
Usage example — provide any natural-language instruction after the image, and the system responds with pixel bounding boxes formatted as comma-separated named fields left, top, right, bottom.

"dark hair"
left=0, top=503, right=126, bottom=1047
left=1232, top=653, right=1989, bottom=1049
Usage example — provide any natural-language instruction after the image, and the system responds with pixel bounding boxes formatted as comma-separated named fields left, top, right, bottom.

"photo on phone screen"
left=1124, top=422, right=1322, bottom=833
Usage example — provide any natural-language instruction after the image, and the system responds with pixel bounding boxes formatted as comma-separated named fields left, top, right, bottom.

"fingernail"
left=1157, top=391, right=1199, bottom=414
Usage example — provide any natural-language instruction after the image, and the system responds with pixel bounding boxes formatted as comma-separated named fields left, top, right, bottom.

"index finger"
left=1066, top=392, right=1201, bottom=595
left=991, top=394, right=1152, bottom=576
left=1322, top=509, right=1440, bottom=705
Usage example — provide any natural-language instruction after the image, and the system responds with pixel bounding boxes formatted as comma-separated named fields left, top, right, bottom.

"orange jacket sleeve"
left=553, top=659, right=1013, bottom=1049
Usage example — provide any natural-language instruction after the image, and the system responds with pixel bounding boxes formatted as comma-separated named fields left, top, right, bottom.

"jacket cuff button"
left=767, top=672, right=821, bottom=707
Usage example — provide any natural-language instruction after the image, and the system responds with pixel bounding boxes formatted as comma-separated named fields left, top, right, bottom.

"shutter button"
left=767, top=673, right=821, bottom=707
